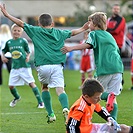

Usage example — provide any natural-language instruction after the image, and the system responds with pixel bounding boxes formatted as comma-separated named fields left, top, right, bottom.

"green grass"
left=0, top=69, right=133, bottom=133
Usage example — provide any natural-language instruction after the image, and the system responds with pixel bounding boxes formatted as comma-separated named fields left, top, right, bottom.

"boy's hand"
left=61, top=46, right=72, bottom=54
left=0, top=4, right=9, bottom=17
left=1, top=56, right=9, bottom=63
left=82, top=21, right=90, bottom=30
left=107, top=117, right=121, bottom=131
left=26, top=54, right=30, bottom=62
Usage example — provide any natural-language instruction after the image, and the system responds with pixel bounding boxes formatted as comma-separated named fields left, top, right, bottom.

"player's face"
left=84, top=92, right=102, bottom=104
left=112, top=5, right=120, bottom=16
left=12, top=26, right=23, bottom=39
left=88, top=19, right=95, bottom=31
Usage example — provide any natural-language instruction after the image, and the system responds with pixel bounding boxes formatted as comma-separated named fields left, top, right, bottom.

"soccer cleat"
left=9, top=97, right=21, bottom=107
left=47, top=113, right=56, bottom=124
left=106, top=92, right=115, bottom=113
left=37, top=102, right=45, bottom=108
left=129, top=86, right=133, bottom=90
left=62, top=108, right=69, bottom=125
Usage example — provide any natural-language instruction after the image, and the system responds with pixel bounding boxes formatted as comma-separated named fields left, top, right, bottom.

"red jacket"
left=107, top=15, right=126, bottom=48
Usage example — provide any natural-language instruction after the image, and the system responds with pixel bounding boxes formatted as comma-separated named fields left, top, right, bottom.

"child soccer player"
left=79, top=30, right=94, bottom=88
left=1, top=24, right=44, bottom=108
left=0, top=4, right=89, bottom=124
left=61, top=12, right=124, bottom=120
left=66, top=78, right=133, bottom=133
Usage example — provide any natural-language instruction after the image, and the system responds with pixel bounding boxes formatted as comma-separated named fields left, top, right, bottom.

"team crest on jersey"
left=12, top=51, right=22, bottom=59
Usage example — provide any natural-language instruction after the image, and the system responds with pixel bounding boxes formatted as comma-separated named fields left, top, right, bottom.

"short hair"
left=11, top=24, right=23, bottom=32
left=81, top=78, right=104, bottom=97
left=88, top=12, right=107, bottom=30
left=39, top=13, right=53, bottom=27
left=113, top=4, right=120, bottom=7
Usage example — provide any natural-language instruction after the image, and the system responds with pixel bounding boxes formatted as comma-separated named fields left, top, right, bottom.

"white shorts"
left=97, top=73, right=122, bottom=95
left=91, top=123, right=117, bottom=133
left=36, top=64, right=64, bottom=88
left=9, top=68, right=35, bottom=86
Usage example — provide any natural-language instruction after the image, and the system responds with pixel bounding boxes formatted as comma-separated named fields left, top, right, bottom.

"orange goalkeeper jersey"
left=67, top=96, right=102, bottom=133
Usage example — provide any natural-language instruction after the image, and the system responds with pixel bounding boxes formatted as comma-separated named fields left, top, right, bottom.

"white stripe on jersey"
left=69, top=118, right=77, bottom=133
left=78, top=99, right=86, bottom=111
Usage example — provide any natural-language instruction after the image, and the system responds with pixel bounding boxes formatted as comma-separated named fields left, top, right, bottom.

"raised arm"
left=0, top=4, right=24, bottom=28
left=71, top=22, right=90, bottom=36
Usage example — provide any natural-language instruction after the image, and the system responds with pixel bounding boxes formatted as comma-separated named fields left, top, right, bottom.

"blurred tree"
left=121, top=0, right=133, bottom=22
left=66, top=0, right=132, bottom=27
left=65, top=0, right=95, bottom=26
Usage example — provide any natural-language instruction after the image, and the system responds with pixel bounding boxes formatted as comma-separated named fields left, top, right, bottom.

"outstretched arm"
left=0, top=4, right=24, bottom=28
left=61, top=43, right=91, bottom=54
left=71, top=22, right=90, bottom=36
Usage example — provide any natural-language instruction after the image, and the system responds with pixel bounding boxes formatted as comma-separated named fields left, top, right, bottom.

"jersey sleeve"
left=2, top=41, right=9, bottom=53
left=24, top=23, right=36, bottom=38
left=67, top=107, right=83, bottom=133
left=85, top=31, right=96, bottom=48
left=23, top=38, right=30, bottom=54
left=67, top=117, right=80, bottom=133
left=95, top=107, right=111, bottom=121
left=61, top=30, right=72, bottom=40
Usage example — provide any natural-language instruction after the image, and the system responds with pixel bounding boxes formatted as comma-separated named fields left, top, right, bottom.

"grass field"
left=0, top=69, right=133, bottom=133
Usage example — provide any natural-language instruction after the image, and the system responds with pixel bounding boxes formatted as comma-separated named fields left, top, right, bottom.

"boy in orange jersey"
left=66, top=78, right=133, bottom=133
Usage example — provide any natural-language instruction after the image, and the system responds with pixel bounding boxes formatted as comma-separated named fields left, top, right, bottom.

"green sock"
left=110, top=103, right=118, bottom=120
left=32, top=87, right=43, bottom=104
left=10, top=88, right=20, bottom=99
left=101, top=92, right=109, bottom=101
left=58, top=93, right=69, bottom=109
left=42, top=91, right=53, bottom=115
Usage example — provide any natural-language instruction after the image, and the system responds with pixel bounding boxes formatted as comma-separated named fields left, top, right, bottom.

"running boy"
left=66, top=78, right=133, bottom=133
left=0, top=4, right=89, bottom=124
left=1, top=24, right=44, bottom=108
left=61, top=12, right=124, bottom=120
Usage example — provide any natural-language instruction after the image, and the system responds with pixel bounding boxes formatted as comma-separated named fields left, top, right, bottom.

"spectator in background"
left=107, top=4, right=126, bottom=57
left=107, top=4, right=126, bottom=86
left=0, top=24, right=12, bottom=85
left=79, top=30, right=95, bottom=88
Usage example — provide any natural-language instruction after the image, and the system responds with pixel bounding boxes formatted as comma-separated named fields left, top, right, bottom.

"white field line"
left=1, top=112, right=44, bottom=115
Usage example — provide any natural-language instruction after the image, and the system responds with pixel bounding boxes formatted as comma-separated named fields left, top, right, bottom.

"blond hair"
left=0, top=24, right=11, bottom=35
left=11, top=24, right=23, bottom=31
left=88, top=12, right=107, bottom=30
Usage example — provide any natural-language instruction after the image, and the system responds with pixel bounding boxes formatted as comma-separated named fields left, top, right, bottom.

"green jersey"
left=2, top=38, right=30, bottom=69
left=86, top=30, right=124, bottom=76
left=24, top=23, right=72, bottom=66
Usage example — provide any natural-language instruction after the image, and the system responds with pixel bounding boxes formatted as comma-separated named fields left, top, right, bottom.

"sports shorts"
left=9, top=67, right=35, bottom=86
left=97, top=73, right=122, bottom=95
left=91, top=123, right=117, bottom=133
left=36, top=64, right=64, bottom=88
left=80, top=55, right=94, bottom=73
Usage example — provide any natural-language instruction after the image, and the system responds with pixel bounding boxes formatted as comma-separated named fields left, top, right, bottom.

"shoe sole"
left=106, top=92, right=115, bottom=113
left=63, top=108, right=69, bottom=125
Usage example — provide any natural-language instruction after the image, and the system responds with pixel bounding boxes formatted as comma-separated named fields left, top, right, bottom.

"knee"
left=42, top=84, right=48, bottom=91
left=9, top=86, right=14, bottom=89
left=120, top=124, right=130, bottom=133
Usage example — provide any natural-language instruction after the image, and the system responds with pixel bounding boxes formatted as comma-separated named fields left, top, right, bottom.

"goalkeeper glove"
left=107, top=117, right=121, bottom=131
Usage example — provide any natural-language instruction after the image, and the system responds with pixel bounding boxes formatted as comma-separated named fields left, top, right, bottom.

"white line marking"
left=1, top=112, right=44, bottom=115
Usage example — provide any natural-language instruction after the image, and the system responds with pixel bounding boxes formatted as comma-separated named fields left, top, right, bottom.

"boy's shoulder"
left=19, top=38, right=28, bottom=43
